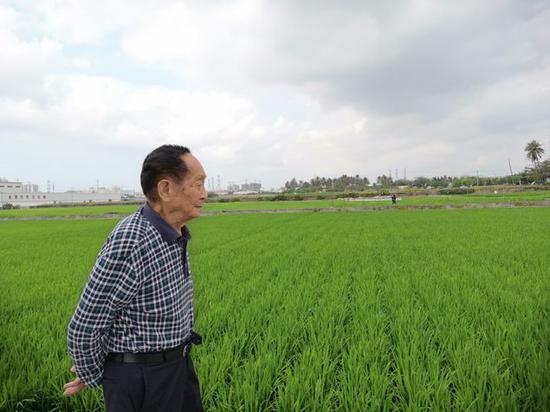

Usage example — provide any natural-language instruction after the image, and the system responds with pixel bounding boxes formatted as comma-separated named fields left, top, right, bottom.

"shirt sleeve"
left=186, top=249, right=195, bottom=329
left=67, top=237, right=142, bottom=389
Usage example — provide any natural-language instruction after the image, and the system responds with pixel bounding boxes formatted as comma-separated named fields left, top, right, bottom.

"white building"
left=0, top=181, right=26, bottom=194
left=0, top=180, right=142, bottom=208
left=241, top=182, right=262, bottom=192
left=0, top=191, right=126, bottom=208
left=227, top=184, right=240, bottom=192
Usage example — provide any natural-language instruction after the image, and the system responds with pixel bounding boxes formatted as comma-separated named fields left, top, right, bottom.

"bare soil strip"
left=1, top=201, right=549, bottom=221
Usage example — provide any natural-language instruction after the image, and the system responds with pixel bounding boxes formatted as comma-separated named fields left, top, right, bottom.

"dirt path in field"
left=1, top=201, right=549, bottom=221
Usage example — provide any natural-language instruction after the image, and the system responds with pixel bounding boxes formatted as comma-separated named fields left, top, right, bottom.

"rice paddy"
left=0, top=207, right=549, bottom=411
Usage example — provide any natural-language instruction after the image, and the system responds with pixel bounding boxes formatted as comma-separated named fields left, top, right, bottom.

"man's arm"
left=67, top=241, right=142, bottom=389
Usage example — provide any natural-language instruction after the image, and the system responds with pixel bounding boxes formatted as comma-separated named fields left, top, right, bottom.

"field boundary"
left=1, top=201, right=549, bottom=221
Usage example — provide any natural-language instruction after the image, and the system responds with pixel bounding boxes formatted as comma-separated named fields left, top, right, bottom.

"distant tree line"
left=284, top=140, right=549, bottom=192
left=284, top=175, right=371, bottom=192
left=284, top=174, right=517, bottom=192
left=375, top=175, right=517, bottom=188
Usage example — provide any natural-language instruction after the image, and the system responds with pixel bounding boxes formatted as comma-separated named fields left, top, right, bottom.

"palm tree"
left=525, top=140, right=545, bottom=167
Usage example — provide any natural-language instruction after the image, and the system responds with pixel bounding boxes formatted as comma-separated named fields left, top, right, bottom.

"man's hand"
left=63, top=366, right=86, bottom=396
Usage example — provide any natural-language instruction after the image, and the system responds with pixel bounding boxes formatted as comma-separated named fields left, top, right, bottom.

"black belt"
left=106, top=331, right=202, bottom=364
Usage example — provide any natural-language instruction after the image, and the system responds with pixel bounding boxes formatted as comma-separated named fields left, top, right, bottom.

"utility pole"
left=476, top=170, right=479, bottom=186
left=404, top=168, right=406, bottom=180
left=508, top=159, right=514, bottom=184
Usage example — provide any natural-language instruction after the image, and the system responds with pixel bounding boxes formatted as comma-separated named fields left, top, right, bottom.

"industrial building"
left=227, top=181, right=262, bottom=194
left=0, top=179, right=142, bottom=208
left=241, top=182, right=262, bottom=192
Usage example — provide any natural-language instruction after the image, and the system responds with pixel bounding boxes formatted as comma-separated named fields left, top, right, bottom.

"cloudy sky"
left=1, top=0, right=549, bottom=191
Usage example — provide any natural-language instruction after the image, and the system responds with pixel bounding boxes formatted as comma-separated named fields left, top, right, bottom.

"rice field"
left=0, top=208, right=549, bottom=411
left=0, top=190, right=549, bottom=218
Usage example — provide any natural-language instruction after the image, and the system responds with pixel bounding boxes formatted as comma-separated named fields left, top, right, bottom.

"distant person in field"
left=64, top=145, right=207, bottom=412
left=391, top=194, right=397, bottom=205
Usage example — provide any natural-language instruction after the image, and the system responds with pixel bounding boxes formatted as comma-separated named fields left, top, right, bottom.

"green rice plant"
left=0, top=208, right=549, bottom=411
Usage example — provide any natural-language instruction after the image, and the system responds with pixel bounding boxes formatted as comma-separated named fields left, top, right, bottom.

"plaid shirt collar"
left=141, top=201, right=191, bottom=243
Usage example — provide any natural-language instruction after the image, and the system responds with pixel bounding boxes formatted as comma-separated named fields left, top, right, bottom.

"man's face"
left=169, top=154, right=207, bottom=221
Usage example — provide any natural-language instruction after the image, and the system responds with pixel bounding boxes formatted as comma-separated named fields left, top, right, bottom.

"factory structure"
left=227, top=181, right=262, bottom=194
left=0, top=178, right=143, bottom=208
left=204, top=175, right=263, bottom=195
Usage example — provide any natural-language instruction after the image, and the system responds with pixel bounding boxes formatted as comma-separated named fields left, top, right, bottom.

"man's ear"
left=156, top=179, right=171, bottom=201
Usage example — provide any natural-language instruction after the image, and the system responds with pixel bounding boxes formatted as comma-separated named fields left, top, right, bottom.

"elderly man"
left=63, top=145, right=207, bottom=412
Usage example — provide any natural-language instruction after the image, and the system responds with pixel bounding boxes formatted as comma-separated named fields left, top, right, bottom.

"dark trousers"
left=102, top=354, right=203, bottom=412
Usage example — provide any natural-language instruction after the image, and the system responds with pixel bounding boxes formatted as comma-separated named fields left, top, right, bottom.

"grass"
left=0, top=190, right=549, bottom=218
left=0, top=205, right=140, bottom=218
left=0, top=208, right=549, bottom=411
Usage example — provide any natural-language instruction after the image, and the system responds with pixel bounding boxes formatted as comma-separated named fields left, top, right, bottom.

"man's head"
left=141, top=145, right=207, bottom=221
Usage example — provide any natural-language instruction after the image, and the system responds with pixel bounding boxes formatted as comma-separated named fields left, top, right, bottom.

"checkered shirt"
left=67, top=203, right=195, bottom=389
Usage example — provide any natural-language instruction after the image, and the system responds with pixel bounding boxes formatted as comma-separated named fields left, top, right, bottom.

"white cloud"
left=1, top=0, right=549, bottom=190
left=1, top=74, right=258, bottom=146
left=0, top=24, right=62, bottom=99
left=5, top=0, right=153, bottom=44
